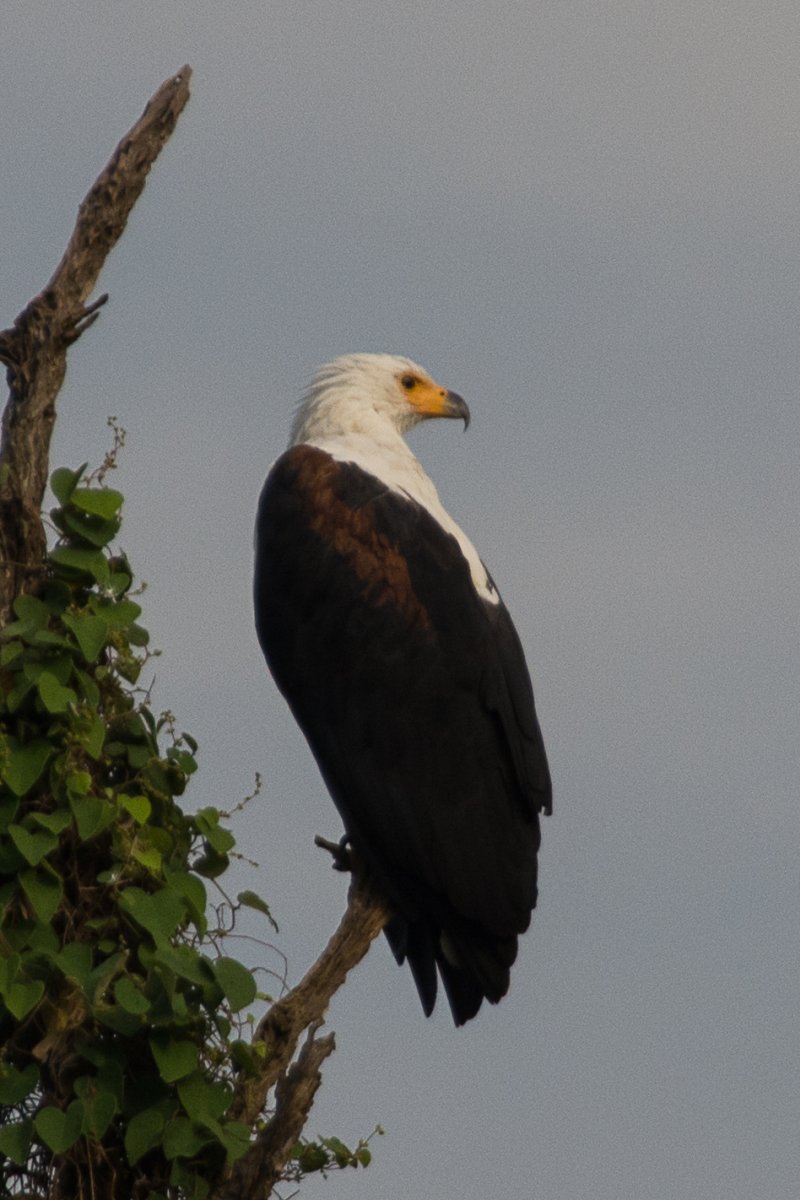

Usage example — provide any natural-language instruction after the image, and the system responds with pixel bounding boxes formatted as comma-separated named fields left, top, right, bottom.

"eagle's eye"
left=400, top=374, right=417, bottom=390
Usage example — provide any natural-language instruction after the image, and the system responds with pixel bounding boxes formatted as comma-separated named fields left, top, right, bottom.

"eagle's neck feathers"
left=289, top=367, right=498, bottom=605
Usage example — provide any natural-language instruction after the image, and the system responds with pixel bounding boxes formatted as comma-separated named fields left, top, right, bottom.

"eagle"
left=254, top=353, right=551, bottom=1025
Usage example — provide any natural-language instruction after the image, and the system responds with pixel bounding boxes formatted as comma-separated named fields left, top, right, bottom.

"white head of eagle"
left=254, top=352, right=551, bottom=1026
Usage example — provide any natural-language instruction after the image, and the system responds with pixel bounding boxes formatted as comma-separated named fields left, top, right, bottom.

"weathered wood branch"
left=219, top=871, right=390, bottom=1197
left=0, top=65, right=192, bottom=625
left=224, top=1025, right=335, bottom=1200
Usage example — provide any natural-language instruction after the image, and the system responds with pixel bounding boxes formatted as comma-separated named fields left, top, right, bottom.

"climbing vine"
left=0, top=455, right=378, bottom=1199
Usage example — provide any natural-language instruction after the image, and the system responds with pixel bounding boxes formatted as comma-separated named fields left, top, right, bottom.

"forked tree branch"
left=220, top=868, right=390, bottom=1198
left=0, top=64, right=192, bottom=625
left=0, top=68, right=393, bottom=1198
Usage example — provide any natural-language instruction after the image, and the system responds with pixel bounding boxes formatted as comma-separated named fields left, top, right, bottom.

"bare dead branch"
left=0, top=65, right=192, bottom=624
left=219, top=873, right=390, bottom=1197
left=220, top=1025, right=336, bottom=1200
left=233, top=871, right=389, bottom=1127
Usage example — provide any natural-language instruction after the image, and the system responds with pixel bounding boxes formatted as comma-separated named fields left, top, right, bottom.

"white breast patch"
left=310, top=434, right=499, bottom=606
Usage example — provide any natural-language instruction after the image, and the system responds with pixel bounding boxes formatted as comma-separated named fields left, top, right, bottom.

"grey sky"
left=3, top=3, right=798, bottom=1197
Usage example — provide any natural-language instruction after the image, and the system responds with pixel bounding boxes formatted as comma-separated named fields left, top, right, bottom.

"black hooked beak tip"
left=446, top=390, right=471, bottom=430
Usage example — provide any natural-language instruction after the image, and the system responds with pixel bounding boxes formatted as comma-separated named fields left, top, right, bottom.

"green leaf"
left=295, top=1142, right=328, bottom=1173
left=49, top=545, right=110, bottom=585
left=323, top=1135, right=352, bottom=1167
left=3, top=977, right=45, bottom=1019
left=74, top=668, right=101, bottom=706
left=69, top=794, right=115, bottom=840
left=62, top=612, right=109, bottom=662
left=0, top=640, right=23, bottom=666
left=147, top=826, right=175, bottom=859
left=150, top=1036, right=198, bottom=1084
left=0, top=1062, right=39, bottom=1105
left=162, top=1115, right=211, bottom=1160
left=237, top=889, right=278, bottom=930
left=140, top=760, right=177, bottom=799
left=30, top=809, right=72, bottom=834
left=213, top=958, right=257, bottom=1012
left=93, top=597, right=142, bottom=627
left=2, top=610, right=46, bottom=645
left=193, top=847, right=230, bottom=879
left=12, top=593, right=50, bottom=631
left=60, top=509, right=121, bottom=548
left=199, top=1116, right=250, bottom=1165
left=167, top=747, right=198, bottom=776
left=82, top=1089, right=115, bottom=1132
left=218, top=1120, right=251, bottom=1164
left=105, top=570, right=132, bottom=597
left=170, top=991, right=190, bottom=1020
left=4, top=676, right=35, bottom=713
left=118, top=887, right=186, bottom=944
left=50, top=464, right=87, bottom=505
left=35, top=1101, right=84, bottom=1153
left=229, top=1039, right=261, bottom=1075
left=95, top=1004, right=142, bottom=1036
left=27, top=922, right=59, bottom=953
left=177, top=1072, right=233, bottom=1123
left=52, top=943, right=93, bottom=986
left=152, top=944, right=214, bottom=988
left=169, top=1158, right=211, bottom=1199
left=22, top=652, right=72, bottom=685
left=114, top=975, right=151, bottom=1015
left=166, top=871, right=207, bottom=933
left=20, top=866, right=63, bottom=922
left=194, top=807, right=220, bottom=833
left=195, top=806, right=236, bottom=850
left=30, top=628, right=71, bottom=649
left=9, top=822, right=59, bottom=866
left=84, top=950, right=126, bottom=1004
left=125, top=1108, right=165, bottom=1164
left=71, top=1075, right=118, bottom=1139
left=119, top=793, right=151, bottom=823
left=124, top=745, right=150, bottom=773
left=71, top=486, right=123, bottom=518
left=79, top=712, right=106, bottom=759
left=66, top=770, right=92, bottom=796
left=0, top=1117, right=34, bottom=1164
left=36, top=671, right=78, bottom=713
left=1, top=737, right=51, bottom=796
left=131, top=842, right=162, bottom=874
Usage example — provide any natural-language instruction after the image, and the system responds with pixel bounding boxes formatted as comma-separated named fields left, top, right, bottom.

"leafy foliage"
left=0, top=462, right=265, bottom=1199
left=287, top=1126, right=384, bottom=1182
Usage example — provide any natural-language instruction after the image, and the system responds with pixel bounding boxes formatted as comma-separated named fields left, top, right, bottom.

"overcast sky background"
left=3, top=3, right=798, bottom=1197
